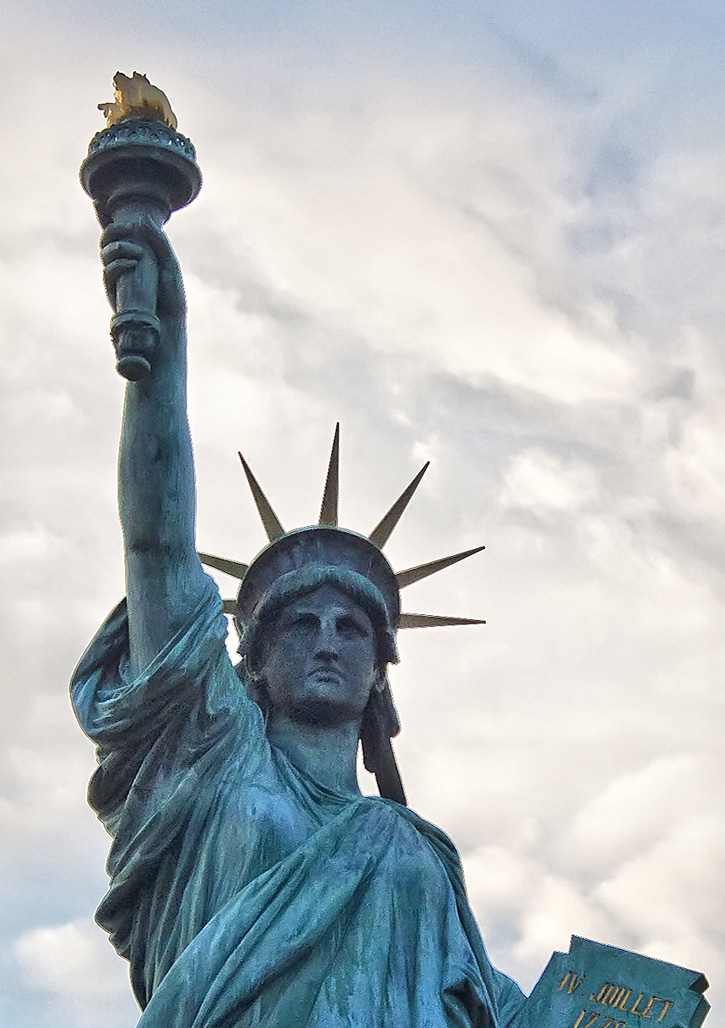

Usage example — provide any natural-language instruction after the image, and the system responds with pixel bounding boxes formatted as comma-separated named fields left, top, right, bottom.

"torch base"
left=81, top=118, right=201, bottom=227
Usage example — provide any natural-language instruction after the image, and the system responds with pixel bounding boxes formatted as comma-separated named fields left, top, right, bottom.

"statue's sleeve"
left=70, top=573, right=263, bottom=835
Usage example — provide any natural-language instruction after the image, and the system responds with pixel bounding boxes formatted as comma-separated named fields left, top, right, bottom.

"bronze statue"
left=73, top=75, right=711, bottom=1028
left=73, top=74, right=526, bottom=1027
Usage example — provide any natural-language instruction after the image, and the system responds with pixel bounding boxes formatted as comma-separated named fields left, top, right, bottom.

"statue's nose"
left=315, top=619, right=340, bottom=659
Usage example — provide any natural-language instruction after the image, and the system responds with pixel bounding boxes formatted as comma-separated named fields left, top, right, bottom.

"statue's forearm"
left=119, top=337, right=195, bottom=555
left=118, top=316, right=207, bottom=673
left=96, top=214, right=209, bottom=672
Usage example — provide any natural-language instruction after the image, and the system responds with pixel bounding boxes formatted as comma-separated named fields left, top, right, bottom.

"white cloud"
left=0, top=524, right=57, bottom=564
left=558, top=755, right=714, bottom=877
left=14, top=920, right=138, bottom=1028
left=0, top=9, right=723, bottom=1026
left=192, top=94, right=636, bottom=404
left=596, top=814, right=725, bottom=969
left=500, top=449, right=600, bottom=515
left=666, top=399, right=725, bottom=521
left=508, top=874, right=612, bottom=984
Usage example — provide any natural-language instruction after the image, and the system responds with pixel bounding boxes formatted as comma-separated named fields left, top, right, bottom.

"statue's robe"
left=71, top=578, right=525, bottom=1027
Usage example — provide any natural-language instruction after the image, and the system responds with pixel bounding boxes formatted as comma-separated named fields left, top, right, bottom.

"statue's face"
left=258, top=584, right=382, bottom=726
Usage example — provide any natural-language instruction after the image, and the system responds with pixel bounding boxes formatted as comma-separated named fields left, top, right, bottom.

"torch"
left=80, top=72, right=201, bottom=381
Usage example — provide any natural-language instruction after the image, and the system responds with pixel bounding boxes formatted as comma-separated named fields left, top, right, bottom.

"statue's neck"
left=266, top=715, right=362, bottom=798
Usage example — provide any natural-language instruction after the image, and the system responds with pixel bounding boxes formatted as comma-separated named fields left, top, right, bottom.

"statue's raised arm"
left=102, top=217, right=207, bottom=677
left=81, top=72, right=205, bottom=677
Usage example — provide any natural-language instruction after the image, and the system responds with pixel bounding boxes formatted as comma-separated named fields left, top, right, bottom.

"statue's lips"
left=307, top=667, right=342, bottom=684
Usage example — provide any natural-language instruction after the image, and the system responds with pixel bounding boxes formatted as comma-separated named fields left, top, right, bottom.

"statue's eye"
left=337, top=615, right=367, bottom=638
left=289, top=613, right=317, bottom=632
left=277, top=612, right=318, bottom=638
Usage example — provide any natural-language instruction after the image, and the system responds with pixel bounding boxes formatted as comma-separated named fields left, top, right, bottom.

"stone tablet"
left=511, top=936, right=709, bottom=1028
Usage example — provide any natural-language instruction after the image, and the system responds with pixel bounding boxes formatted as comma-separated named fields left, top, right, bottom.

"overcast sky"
left=1, top=2, right=723, bottom=1026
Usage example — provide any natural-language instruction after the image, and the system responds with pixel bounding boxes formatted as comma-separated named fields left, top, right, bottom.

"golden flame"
left=98, top=71, right=178, bottom=130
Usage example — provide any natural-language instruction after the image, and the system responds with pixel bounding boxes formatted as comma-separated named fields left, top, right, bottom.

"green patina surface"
left=75, top=91, right=710, bottom=1028
left=512, top=937, right=709, bottom=1028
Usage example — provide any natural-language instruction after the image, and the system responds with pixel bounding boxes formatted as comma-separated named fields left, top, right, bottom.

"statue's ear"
left=372, top=669, right=387, bottom=694
left=244, top=669, right=270, bottom=714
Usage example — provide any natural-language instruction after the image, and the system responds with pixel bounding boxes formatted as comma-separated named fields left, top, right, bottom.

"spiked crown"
left=199, top=424, right=486, bottom=633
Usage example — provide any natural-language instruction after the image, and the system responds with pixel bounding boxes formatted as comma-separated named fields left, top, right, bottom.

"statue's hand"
left=100, top=218, right=186, bottom=321
left=100, top=218, right=186, bottom=379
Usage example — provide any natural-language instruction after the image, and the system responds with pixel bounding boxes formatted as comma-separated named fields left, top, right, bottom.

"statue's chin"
left=283, top=693, right=366, bottom=729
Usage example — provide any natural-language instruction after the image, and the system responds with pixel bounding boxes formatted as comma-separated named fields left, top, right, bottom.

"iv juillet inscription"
left=558, top=971, right=674, bottom=1026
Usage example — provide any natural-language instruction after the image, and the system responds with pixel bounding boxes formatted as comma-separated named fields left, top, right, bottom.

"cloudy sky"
left=1, top=2, right=724, bottom=1026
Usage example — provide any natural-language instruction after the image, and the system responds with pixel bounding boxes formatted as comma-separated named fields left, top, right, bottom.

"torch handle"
left=81, top=116, right=201, bottom=380
left=110, top=200, right=168, bottom=381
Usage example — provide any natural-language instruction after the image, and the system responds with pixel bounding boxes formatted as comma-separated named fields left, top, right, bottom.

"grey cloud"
left=1, top=14, right=723, bottom=1027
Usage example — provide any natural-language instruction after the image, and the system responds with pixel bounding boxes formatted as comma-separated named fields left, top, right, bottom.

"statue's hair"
left=238, top=563, right=399, bottom=672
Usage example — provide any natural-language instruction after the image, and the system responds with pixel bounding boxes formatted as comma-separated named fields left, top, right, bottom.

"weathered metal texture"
left=511, top=936, right=709, bottom=1028
left=81, top=109, right=201, bottom=380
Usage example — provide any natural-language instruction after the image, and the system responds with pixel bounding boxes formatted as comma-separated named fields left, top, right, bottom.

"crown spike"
left=198, top=552, right=249, bottom=580
left=399, top=613, right=486, bottom=628
left=238, top=451, right=285, bottom=542
left=369, top=462, right=430, bottom=548
left=319, top=423, right=340, bottom=527
left=396, top=545, right=485, bottom=589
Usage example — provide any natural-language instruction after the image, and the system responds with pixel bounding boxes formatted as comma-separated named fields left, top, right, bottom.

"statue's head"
left=235, top=532, right=405, bottom=802
left=239, top=561, right=399, bottom=678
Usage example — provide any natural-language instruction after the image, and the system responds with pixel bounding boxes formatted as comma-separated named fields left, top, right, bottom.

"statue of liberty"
left=72, top=72, right=713, bottom=1028
left=71, top=72, right=528, bottom=1028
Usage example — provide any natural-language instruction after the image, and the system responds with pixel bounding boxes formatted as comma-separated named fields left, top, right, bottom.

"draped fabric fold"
left=71, top=577, right=525, bottom=1027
